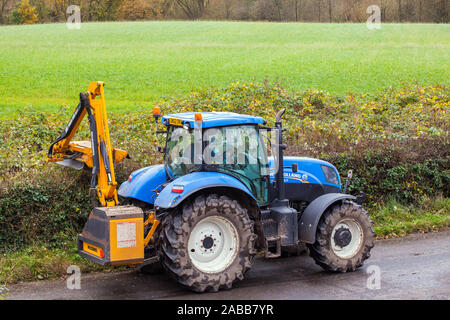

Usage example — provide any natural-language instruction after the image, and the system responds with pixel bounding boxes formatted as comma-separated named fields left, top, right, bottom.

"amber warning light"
left=194, top=112, right=202, bottom=121
left=153, top=107, right=161, bottom=121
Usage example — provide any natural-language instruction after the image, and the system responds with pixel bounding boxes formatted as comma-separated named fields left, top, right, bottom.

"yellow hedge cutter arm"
left=46, top=81, right=128, bottom=207
left=46, top=82, right=157, bottom=267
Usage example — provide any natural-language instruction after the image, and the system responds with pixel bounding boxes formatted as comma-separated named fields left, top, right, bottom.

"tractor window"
left=203, top=125, right=269, bottom=204
left=164, top=124, right=269, bottom=204
left=165, top=127, right=200, bottom=179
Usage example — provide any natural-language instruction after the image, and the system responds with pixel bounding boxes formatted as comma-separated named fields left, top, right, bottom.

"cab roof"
left=161, top=112, right=267, bottom=128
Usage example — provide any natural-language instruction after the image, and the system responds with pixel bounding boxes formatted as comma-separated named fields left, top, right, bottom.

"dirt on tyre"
left=307, top=201, right=375, bottom=272
left=159, top=194, right=257, bottom=292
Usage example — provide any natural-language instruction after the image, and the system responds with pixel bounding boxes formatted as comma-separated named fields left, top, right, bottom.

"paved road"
left=6, top=230, right=450, bottom=300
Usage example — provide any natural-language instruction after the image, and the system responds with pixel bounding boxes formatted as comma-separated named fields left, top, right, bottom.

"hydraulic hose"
left=79, top=92, right=100, bottom=188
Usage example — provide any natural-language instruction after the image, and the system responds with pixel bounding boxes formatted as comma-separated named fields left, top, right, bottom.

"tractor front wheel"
left=307, top=201, right=375, bottom=272
left=159, top=194, right=257, bottom=292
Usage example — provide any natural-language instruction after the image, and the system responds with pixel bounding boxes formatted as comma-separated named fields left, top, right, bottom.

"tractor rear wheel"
left=307, top=201, right=375, bottom=272
left=159, top=194, right=257, bottom=292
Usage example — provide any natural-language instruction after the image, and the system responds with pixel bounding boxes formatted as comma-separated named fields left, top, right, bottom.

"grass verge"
left=0, top=240, right=125, bottom=298
left=371, top=196, right=450, bottom=237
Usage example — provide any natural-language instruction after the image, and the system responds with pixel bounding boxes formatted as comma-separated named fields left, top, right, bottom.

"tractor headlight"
left=321, top=165, right=339, bottom=185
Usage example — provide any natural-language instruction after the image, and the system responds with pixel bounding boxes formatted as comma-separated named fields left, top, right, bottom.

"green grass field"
left=0, top=21, right=448, bottom=116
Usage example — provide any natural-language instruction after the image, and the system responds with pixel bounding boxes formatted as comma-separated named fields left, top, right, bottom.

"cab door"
left=203, top=125, right=270, bottom=205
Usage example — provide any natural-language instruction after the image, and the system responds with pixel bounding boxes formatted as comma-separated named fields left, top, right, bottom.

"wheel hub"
left=333, top=227, right=352, bottom=247
left=202, top=236, right=215, bottom=249
left=330, top=218, right=363, bottom=259
left=188, top=215, right=239, bottom=273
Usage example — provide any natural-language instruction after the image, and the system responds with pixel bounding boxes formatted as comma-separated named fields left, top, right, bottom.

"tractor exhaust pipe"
left=275, top=109, right=287, bottom=200
left=264, top=108, right=298, bottom=253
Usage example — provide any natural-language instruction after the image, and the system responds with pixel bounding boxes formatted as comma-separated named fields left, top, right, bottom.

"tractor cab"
left=160, top=112, right=271, bottom=205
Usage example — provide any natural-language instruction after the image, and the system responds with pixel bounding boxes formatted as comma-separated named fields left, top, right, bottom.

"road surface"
left=6, top=230, right=450, bottom=300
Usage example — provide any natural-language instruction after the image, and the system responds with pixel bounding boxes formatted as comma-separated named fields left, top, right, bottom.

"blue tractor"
left=48, top=83, right=375, bottom=293
left=118, top=109, right=375, bottom=292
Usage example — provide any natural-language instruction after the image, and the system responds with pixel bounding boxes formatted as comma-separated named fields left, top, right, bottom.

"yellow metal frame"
left=144, top=211, right=160, bottom=247
left=46, top=82, right=128, bottom=207
left=88, top=82, right=118, bottom=206
left=48, top=82, right=161, bottom=265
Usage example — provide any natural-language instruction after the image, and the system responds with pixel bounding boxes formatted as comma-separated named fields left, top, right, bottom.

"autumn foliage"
left=9, top=0, right=37, bottom=24
left=1, top=0, right=448, bottom=24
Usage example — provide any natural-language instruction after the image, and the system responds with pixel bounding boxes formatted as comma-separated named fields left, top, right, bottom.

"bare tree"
left=317, top=0, right=321, bottom=21
left=222, top=0, right=234, bottom=19
left=328, top=0, right=332, bottom=22
left=273, top=0, right=282, bottom=20
left=380, top=0, right=388, bottom=21
left=342, top=0, right=350, bottom=21
left=404, top=0, right=416, bottom=21
left=0, top=0, right=10, bottom=23
left=292, top=0, right=303, bottom=21
left=250, top=0, right=279, bottom=21
left=438, top=0, right=448, bottom=22
left=174, top=0, right=210, bottom=19
left=418, top=0, right=422, bottom=21
left=293, top=0, right=301, bottom=21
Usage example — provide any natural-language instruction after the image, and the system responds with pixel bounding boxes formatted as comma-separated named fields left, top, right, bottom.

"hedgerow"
left=0, top=82, right=448, bottom=252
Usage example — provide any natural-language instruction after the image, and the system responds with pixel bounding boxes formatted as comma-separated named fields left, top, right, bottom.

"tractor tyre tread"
left=159, top=194, right=257, bottom=292
left=307, top=200, right=375, bottom=272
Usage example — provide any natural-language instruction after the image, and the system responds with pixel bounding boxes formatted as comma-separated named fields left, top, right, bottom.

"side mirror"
left=292, top=163, right=298, bottom=173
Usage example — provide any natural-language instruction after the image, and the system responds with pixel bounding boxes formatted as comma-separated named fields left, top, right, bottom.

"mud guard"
left=118, top=165, right=167, bottom=205
left=299, top=193, right=356, bottom=244
left=154, top=171, right=256, bottom=209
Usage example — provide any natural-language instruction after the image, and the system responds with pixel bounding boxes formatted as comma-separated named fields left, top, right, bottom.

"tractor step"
left=262, top=218, right=281, bottom=258
left=264, top=236, right=281, bottom=258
